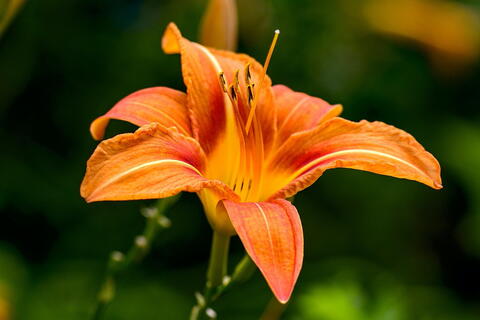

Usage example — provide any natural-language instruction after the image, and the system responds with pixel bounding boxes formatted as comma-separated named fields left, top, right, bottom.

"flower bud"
left=199, top=0, right=238, bottom=51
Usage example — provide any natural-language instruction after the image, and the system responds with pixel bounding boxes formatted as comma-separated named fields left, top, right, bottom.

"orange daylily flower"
left=81, top=23, right=442, bottom=303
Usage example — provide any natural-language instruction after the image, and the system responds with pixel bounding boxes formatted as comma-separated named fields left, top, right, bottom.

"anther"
left=247, top=84, right=255, bottom=105
left=228, top=84, right=237, bottom=101
left=244, top=63, right=252, bottom=85
left=218, top=72, right=228, bottom=93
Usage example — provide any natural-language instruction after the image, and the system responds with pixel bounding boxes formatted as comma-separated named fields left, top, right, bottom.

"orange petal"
left=273, top=84, right=343, bottom=145
left=81, top=123, right=236, bottom=202
left=199, top=0, right=238, bottom=51
left=269, top=117, right=442, bottom=199
left=90, top=87, right=191, bottom=140
left=162, top=22, right=276, bottom=153
left=162, top=23, right=229, bottom=154
left=222, top=199, right=303, bottom=303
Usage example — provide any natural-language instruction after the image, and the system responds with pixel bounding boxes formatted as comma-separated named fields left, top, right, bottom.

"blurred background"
left=1, top=0, right=480, bottom=319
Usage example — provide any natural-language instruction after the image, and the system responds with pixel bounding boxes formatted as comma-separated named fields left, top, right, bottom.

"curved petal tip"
left=162, top=22, right=181, bottom=54
left=223, top=199, right=303, bottom=303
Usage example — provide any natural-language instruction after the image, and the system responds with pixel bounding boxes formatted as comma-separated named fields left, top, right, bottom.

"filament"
left=245, top=29, right=280, bottom=134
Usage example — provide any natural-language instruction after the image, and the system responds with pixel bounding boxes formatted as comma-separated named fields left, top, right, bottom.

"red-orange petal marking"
left=162, top=22, right=277, bottom=154
left=270, top=118, right=442, bottom=199
left=211, top=48, right=277, bottom=152
left=223, top=199, right=303, bottom=303
left=90, top=87, right=191, bottom=140
left=162, top=23, right=228, bottom=154
left=273, top=84, right=342, bottom=145
left=81, top=123, right=237, bottom=202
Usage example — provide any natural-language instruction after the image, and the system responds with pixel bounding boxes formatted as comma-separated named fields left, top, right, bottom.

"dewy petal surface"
left=81, top=123, right=236, bottom=202
left=268, top=117, right=442, bottom=199
left=90, top=87, right=191, bottom=140
left=222, top=199, right=303, bottom=303
left=273, top=84, right=343, bottom=145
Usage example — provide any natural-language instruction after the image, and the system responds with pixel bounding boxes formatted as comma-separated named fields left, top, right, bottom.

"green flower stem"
left=190, top=250, right=257, bottom=320
left=206, top=232, right=230, bottom=291
left=260, top=296, right=288, bottom=320
left=230, top=254, right=256, bottom=285
left=91, top=195, right=179, bottom=320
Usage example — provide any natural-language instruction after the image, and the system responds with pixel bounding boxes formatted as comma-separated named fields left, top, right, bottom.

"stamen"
left=245, top=29, right=280, bottom=134
left=247, top=84, right=255, bottom=104
left=218, top=72, right=228, bottom=92
left=228, top=84, right=237, bottom=102
left=244, top=63, right=252, bottom=85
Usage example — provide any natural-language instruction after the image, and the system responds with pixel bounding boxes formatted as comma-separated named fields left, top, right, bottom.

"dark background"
left=1, top=0, right=480, bottom=319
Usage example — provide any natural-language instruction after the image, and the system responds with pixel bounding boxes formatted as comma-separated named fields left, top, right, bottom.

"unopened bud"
left=199, top=0, right=238, bottom=51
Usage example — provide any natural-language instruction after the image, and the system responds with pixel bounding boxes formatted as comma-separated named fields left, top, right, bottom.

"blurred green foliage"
left=0, top=0, right=479, bottom=319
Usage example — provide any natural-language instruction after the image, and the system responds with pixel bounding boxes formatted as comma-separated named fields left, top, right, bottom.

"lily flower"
left=80, top=23, right=442, bottom=303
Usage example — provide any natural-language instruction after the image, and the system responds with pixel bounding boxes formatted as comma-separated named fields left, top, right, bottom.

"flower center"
left=204, top=30, right=281, bottom=203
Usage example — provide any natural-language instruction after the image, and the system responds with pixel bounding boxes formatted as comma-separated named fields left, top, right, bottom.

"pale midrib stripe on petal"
left=291, top=149, right=427, bottom=179
left=255, top=203, right=279, bottom=279
left=90, top=159, right=202, bottom=198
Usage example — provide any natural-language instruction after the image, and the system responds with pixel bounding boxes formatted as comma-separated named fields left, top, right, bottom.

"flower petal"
left=268, top=118, right=442, bottom=199
left=222, top=199, right=303, bottom=303
left=162, top=22, right=276, bottom=153
left=81, top=123, right=236, bottom=202
left=273, top=84, right=343, bottom=145
left=162, top=22, right=229, bottom=154
left=90, top=87, right=191, bottom=140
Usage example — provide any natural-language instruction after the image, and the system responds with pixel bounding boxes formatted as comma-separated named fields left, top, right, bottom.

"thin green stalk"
left=91, top=195, right=179, bottom=320
left=206, top=232, right=230, bottom=291
left=260, top=296, right=288, bottom=320
left=190, top=231, right=230, bottom=320
left=190, top=249, right=257, bottom=320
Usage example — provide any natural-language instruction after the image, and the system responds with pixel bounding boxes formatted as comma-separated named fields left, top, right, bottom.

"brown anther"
left=244, top=63, right=252, bottom=85
left=247, top=84, right=255, bottom=105
left=228, top=84, right=237, bottom=101
left=219, top=72, right=228, bottom=92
